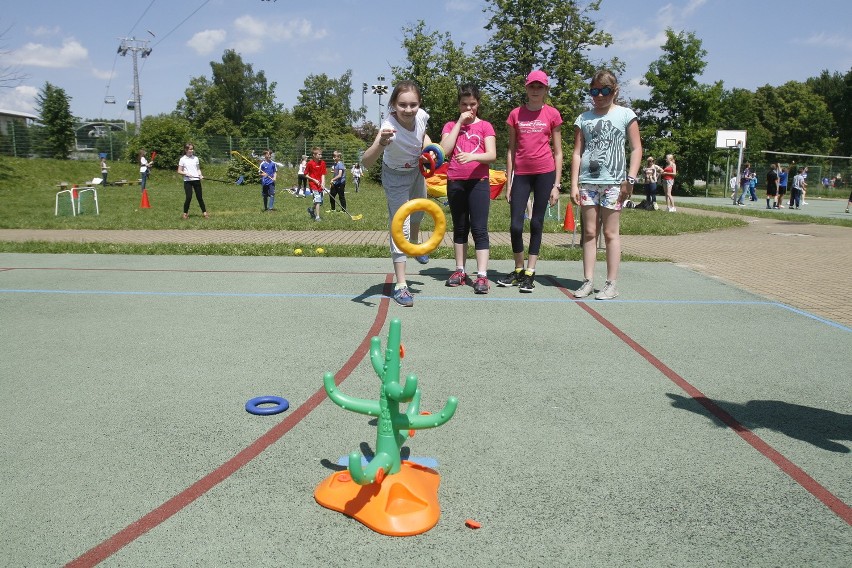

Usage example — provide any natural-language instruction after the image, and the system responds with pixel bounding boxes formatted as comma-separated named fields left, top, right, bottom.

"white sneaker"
left=595, top=280, right=619, bottom=300
left=670, top=206, right=676, bottom=212
left=574, top=279, right=594, bottom=298
left=652, top=203, right=659, bottom=211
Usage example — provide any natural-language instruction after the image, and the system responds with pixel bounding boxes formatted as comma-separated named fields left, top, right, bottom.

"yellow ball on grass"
left=294, top=248, right=303, bottom=256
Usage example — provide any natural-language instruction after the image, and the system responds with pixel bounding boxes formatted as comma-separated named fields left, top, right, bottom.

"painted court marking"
left=64, top=275, right=394, bottom=567
left=546, top=275, right=852, bottom=526
left=0, top=263, right=845, bottom=566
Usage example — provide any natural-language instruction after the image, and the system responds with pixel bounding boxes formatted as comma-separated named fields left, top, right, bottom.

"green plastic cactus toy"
left=314, top=318, right=458, bottom=535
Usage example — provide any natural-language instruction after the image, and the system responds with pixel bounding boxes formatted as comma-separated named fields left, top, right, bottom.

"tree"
left=291, top=70, right=362, bottom=141
left=125, top=114, right=207, bottom=170
left=633, top=29, right=723, bottom=188
left=0, top=23, right=27, bottom=89
left=474, top=0, right=621, bottom=166
left=175, top=50, right=279, bottom=136
left=211, top=49, right=274, bottom=128
left=34, top=82, right=75, bottom=159
left=752, top=82, right=836, bottom=156
left=391, top=21, right=482, bottom=142
left=806, top=68, right=852, bottom=155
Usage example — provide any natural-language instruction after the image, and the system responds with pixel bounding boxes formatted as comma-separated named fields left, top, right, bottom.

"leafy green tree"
left=34, top=82, right=75, bottom=159
left=752, top=82, right=836, bottom=156
left=806, top=68, right=852, bottom=155
left=474, top=0, right=620, bottom=168
left=210, top=49, right=275, bottom=128
left=292, top=70, right=362, bottom=140
left=125, top=114, right=208, bottom=171
left=175, top=50, right=279, bottom=136
left=391, top=21, right=483, bottom=142
left=633, top=29, right=723, bottom=188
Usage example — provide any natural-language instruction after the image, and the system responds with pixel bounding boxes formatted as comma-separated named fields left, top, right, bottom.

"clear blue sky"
left=1, top=0, right=850, bottom=124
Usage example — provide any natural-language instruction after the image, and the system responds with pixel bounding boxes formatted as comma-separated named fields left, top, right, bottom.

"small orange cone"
left=140, top=189, right=151, bottom=209
left=563, top=201, right=575, bottom=232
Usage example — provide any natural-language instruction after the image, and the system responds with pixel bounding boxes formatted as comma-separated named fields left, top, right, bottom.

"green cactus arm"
left=386, top=372, right=418, bottom=402
left=348, top=451, right=394, bottom=485
left=405, top=396, right=459, bottom=429
left=322, top=372, right=380, bottom=416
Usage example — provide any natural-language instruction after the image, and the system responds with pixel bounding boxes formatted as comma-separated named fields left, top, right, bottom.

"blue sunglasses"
left=589, top=87, right=613, bottom=97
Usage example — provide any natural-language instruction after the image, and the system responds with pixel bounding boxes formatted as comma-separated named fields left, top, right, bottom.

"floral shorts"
left=579, top=184, right=623, bottom=211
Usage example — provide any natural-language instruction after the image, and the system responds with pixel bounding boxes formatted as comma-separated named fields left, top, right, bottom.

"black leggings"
left=329, top=182, right=346, bottom=210
left=183, top=180, right=206, bottom=213
left=298, top=174, right=308, bottom=191
left=509, top=171, right=556, bottom=255
left=447, top=177, right=490, bottom=250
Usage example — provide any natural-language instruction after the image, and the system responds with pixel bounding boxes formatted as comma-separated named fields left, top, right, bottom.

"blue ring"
left=245, top=395, right=289, bottom=416
left=422, top=143, right=445, bottom=168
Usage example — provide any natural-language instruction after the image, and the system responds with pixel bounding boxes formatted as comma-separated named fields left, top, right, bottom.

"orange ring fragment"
left=465, top=519, right=481, bottom=529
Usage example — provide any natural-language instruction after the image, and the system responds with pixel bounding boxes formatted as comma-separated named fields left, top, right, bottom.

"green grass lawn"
left=0, top=156, right=748, bottom=259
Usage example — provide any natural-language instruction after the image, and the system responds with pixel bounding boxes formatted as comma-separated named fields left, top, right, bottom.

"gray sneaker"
left=574, top=279, right=594, bottom=298
left=595, top=280, right=619, bottom=300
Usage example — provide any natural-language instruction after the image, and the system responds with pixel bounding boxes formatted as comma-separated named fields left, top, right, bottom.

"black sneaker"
left=519, top=271, right=535, bottom=293
left=497, top=269, right=523, bottom=287
left=306, top=207, right=315, bottom=220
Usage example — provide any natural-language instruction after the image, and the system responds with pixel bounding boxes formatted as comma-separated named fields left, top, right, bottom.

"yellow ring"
left=391, top=198, right=446, bottom=257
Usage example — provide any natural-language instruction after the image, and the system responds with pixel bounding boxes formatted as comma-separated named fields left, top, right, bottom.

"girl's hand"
left=549, top=187, right=559, bottom=207
left=570, top=188, right=580, bottom=206
left=379, top=128, right=396, bottom=146
left=618, top=181, right=630, bottom=203
left=459, top=110, right=476, bottom=125
left=454, top=151, right=474, bottom=164
left=505, top=184, right=512, bottom=203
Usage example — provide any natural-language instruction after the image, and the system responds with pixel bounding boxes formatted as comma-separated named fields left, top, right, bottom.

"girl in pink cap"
left=499, top=69, right=563, bottom=293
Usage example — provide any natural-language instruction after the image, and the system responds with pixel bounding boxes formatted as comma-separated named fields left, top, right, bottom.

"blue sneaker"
left=392, top=286, right=414, bottom=307
left=415, top=254, right=429, bottom=264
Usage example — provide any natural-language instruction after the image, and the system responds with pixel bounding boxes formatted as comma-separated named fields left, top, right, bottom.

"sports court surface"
left=1, top=253, right=850, bottom=567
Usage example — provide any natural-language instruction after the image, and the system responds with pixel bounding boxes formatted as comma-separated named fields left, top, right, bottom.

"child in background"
left=360, top=80, right=432, bottom=307
left=439, top=84, right=497, bottom=294
left=295, top=155, right=308, bottom=196
left=328, top=150, right=347, bottom=213
left=499, top=69, right=563, bottom=293
left=100, top=156, right=109, bottom=186
left=643, top=156, right=663, bottom=210
left=139, top=149, right=153, bottom=191
left=259, top=149, right=277, bottom=211
left=351, top=163, right=363, bottom=192
left=177, top=143, right=208, bottom=219
left=662, top=154, right=677, bottom=211
left=305, top=146, right=327, bottom=221
left=571, top=69, right=642, bottom=300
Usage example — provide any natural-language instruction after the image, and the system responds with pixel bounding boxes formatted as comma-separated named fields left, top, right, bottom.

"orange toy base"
left=314, top=461, right=441, bottom=536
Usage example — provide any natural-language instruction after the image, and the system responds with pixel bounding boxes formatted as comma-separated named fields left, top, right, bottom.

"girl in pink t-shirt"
left=500, top=70, right=563, bottom=293
left=439, top=84, right=497, bottom=294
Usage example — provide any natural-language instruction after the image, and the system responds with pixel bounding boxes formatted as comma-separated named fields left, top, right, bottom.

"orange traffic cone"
left=140, top=189, right=151, bottom=209
left=563, top=201, right=575, bottom=232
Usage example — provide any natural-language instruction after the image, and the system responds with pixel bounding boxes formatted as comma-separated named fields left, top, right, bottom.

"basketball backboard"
left=716, top=130, right=747, bottom=149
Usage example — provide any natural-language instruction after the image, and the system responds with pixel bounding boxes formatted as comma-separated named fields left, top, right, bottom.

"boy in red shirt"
left=305, top=146, right=327, bottom=221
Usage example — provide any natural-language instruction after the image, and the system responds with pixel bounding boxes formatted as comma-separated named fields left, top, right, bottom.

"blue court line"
left=2, top=289, right=849, bottom=332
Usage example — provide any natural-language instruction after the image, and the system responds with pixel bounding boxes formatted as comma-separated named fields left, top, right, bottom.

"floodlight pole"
left=118, top=37, right=152, bottom=135
left=372, top=76, right=388, bottom=124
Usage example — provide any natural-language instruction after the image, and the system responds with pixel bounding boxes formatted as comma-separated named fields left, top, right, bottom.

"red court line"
left=547, top=276, right=852, bottom=526
left=65, top=274, right=394, bottom=567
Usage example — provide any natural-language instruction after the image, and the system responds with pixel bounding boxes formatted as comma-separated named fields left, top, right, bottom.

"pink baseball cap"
left=525, top=70, right=549, bottom=86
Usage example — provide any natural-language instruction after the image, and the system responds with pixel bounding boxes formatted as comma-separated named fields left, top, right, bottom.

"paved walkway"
left=1, top=205, right=850, bottom=326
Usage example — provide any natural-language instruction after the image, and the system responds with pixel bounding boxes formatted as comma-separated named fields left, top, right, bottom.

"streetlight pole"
left=117, top=37, right=152, bottom=135
left=371, top=75, right=388, bottom=124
